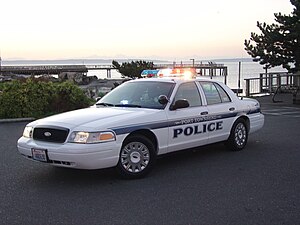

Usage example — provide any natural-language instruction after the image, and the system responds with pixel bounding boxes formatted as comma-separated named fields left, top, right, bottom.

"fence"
left=244, top=72, right=300, bottom=96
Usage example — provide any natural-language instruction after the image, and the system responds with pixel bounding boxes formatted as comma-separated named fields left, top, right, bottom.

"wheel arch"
left=225, top=115, right=250, bottom=151
left=234, top=115, right=250, bottom=132
left=123, top=129, right=159, bottom=154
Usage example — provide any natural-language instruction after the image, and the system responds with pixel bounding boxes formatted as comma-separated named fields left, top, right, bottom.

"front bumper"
left=17, top=137, right=120, bottom=169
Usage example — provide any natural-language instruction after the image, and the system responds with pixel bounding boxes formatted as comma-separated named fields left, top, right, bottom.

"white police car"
left=17, top=74, right=264, bottom=178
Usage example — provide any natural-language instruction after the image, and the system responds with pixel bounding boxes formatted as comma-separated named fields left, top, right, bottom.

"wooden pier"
left=0, top=65, right=88, bottom=75
left=154, top=62, right=228, bottom=77
left=1, top=62, right=227, bottom=81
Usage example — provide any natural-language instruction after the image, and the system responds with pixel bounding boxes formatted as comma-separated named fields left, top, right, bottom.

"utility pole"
left=238, top=61, right=241, bottom=90
left=190, top=58, right=195, bottom=68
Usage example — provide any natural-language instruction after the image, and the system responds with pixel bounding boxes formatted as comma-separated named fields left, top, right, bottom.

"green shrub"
left=0, top=79, right=93, bottom=119
left=50, top=81, right=93, bottom=114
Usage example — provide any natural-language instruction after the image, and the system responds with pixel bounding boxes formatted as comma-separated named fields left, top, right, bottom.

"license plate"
left=31, top=149, right=48, bottom=162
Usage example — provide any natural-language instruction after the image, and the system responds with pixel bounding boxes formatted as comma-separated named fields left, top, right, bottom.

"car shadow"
left=24, top=141, right=251, bottom=188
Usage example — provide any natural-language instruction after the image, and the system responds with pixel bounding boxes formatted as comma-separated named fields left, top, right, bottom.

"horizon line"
left=1, top=57, right=253, bottom=62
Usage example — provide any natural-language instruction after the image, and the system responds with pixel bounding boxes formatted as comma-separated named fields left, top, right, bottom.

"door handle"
left=200, top=111, right=208, bottom=115
left=229, top=107, right=235, bottom=111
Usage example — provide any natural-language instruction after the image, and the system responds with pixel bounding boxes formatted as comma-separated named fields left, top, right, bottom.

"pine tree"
left=112, top=60, right=154, bottom=78
left=244, top=0, right=300, bottom=73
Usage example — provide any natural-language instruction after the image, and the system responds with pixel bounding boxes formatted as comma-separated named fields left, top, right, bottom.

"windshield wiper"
left=114, top=104, right=142, bottom=108
left=96, top=102, right=115, bottom=107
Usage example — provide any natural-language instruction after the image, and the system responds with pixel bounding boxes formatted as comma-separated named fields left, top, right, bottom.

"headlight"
left=68, top=131, right=116, bottom=144
left=23, top=126, right=33, bottom=138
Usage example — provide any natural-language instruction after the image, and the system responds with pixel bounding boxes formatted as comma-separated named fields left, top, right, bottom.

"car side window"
left=215, top=83, right=231, bottom=103
left=199, top=81, right=231, bottom=105
left=173, top=82, right=202, bottom=107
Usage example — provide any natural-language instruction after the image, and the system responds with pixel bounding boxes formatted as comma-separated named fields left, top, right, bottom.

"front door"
left=166, top=82, right=209, bottom=153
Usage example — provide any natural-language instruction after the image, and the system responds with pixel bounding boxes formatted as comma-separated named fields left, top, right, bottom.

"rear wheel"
left=226, top=118, right=248, bottom=151
left=116, top=135, right=156, bottom=179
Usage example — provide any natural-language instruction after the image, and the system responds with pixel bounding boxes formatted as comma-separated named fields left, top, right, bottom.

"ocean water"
left=209, top=61, right=287, bottom=90
left=3, top=59, right=287, bottom=90
left=86, top=60, right=287, bottom=90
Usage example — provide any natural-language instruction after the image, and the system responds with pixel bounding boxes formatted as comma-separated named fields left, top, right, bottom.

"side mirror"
left=170, top=99, right=189, bottom=110
left=158, top=95, right=169, bottom=105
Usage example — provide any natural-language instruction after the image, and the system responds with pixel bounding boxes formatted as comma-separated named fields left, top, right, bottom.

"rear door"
left=198, top=81, right=237, bottom=143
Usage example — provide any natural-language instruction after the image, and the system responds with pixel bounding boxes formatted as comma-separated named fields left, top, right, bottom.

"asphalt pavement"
left=0, top=93, right=299, bottom=225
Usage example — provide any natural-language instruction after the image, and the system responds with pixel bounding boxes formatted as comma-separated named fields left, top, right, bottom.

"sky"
left=0, top=0, right=294, bottom=61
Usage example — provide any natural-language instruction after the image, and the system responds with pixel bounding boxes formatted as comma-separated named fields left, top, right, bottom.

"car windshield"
left=97, top=81, right=175, bottom=109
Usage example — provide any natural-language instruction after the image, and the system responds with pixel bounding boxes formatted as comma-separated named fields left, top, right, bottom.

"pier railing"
left=1, top=65, right=88, bottom=75
left=244, top=72, right=300, bottom=96
left=153, top=63, right=226, bottom=69
left=1, top=63, right=227, bottom=78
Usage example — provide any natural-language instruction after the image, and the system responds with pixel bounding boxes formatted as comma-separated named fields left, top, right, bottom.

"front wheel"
left=226, top=119, right=248, bottom=151
left=116, top=135, right=156, bottom=179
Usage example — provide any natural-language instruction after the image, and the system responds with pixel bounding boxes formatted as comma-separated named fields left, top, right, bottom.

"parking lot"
left=262, top=106, right=300, bottom=117
left=0, top=95, right=299, bottom=225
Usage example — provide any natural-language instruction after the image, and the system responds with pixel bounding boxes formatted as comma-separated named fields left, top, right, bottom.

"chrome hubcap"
left=130, top=152, right=141, bottom=163
left=234, top=123, right=246, bottom=147
left=121, top=142, right=150, bottom=173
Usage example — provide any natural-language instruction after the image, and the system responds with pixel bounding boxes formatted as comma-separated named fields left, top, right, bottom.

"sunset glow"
left=0, top=0, right=293, bottom=60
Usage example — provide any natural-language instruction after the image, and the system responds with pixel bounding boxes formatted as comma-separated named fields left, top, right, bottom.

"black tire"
left=116, top=135, right=156, bottom=179
left=226, top=118, right=248, bottom=151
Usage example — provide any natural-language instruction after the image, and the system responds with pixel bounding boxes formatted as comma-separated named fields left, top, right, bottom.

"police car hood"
left=28, top=107, right=163, bottom=131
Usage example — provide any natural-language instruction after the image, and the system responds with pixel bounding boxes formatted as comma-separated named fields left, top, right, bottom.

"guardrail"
left=244, top=72, right=300, bottom=96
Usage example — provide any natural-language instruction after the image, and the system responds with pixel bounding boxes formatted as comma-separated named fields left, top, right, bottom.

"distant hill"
left=1, top=58, right=254, bottom=66
left=2, top=58, right=170, bottom=65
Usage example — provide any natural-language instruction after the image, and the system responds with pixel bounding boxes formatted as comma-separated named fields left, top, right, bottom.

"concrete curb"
left=0, top=118, right=35, bottom=123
